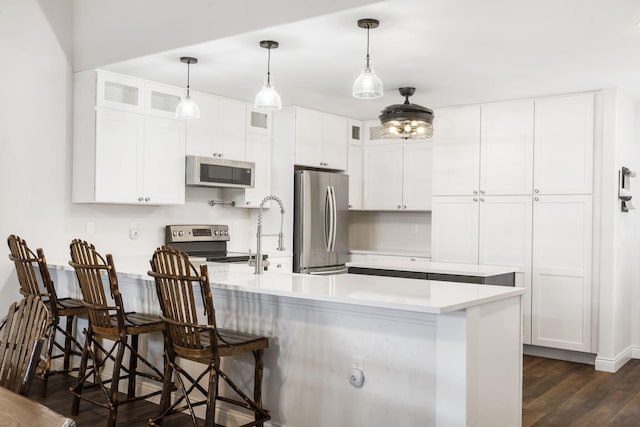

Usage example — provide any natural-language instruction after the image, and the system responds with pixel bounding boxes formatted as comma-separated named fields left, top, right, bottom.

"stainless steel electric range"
left=165, top=224, right=266, bottom=264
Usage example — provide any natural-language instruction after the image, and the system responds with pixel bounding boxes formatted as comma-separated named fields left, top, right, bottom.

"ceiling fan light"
left=353, top=67, right=384, bottom=99
left=379, top=87, right=435, bottom=140
left=176, top=94, right=200, bottom=119
left=255, top=77, right=282, bottom=110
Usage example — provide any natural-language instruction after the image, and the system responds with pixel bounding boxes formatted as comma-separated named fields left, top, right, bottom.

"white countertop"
left=48, top=257, right=524, bottom=315
left=346, top=259, right=518, bottom=277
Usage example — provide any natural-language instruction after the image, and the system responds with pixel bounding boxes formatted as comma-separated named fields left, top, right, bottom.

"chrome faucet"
left=252, top=195, right=285, bottom=274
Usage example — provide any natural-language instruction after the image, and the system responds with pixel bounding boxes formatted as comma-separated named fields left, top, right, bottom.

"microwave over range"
left=185, top=155, right=255, bottom=189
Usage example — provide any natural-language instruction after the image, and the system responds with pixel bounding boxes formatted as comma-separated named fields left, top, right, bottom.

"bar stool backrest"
left=149, top=246, right=219, bottom=361
left=7, top=236, right=58, bottom=317
left=0, top=295, right=49, bottom=395
left=69, top=239, right=126, bottom=337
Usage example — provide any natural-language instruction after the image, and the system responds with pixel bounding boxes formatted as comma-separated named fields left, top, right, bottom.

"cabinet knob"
left=480, top=198, right=485, bottom=202
left=473, top=190, right=478, bottom=195
left=534, top=197, right=539, bottom=201
left=534, top=189, right=539, bottom=193
left=246, top=201, right=251, bottom=205
left=480, top=190, right=485, bottom=195
left=348, top=205, right=353, bottom=209
left=277, top=264, right=282, bottom=268
left=473, top=198, right=478, bottom=202
left=138, top=197, right=144, bottom=202
left=145, top=197, right=150, bottom=202
left=219, top=153, right=223, bottom=158
left=403, top=205, right=407, bottom=209
left=397, top=205, right=402, bottom=209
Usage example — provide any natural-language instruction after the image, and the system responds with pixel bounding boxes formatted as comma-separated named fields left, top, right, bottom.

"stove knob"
left=172, top=231, right=178, bottom=237
left=223, top=230, right=228, bottom=235
left=178, top=230, right=184, bottom=237
left=214, top=230, right=220, bottom=236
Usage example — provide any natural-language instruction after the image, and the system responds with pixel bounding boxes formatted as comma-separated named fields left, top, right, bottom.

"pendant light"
left=175, top=56, right=200, bottom=119
left=379, top=87, right=434, bottom=139
left=353, top=18, right=383, bottom=99
left=254, top=40, right=282, bottom=110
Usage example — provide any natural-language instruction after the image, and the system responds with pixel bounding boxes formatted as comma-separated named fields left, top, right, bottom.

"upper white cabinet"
left=533, top=93, right=594, bottom=195
left=186, top=92, right=246, bottom=160
left=480, top=100, right=534, bottom=195
left=73, top=70, right=186, bottom=205
left=432, top=105, right=481, bottom=196
left=294, top=107, right=348, bottom=170
left=363, top=140, right=432, bottom=210
left=347, top=119, right=364, bottom=210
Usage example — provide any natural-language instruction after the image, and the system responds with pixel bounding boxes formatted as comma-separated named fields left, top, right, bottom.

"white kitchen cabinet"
left=347, top=143, right=363, bottom=210
left=432, top=105, right=481, bottom=196
left=144, top=82, right=184, bottom=119
left=533, top=93, right=594, bottom=195
left=431, top=195, right=533, bottom=342
left=186, top=92, right=246, bottom=160
left=226, top=132, right=272, bottom=208
left=267, top=256, right=292, bottom=273
left=363, top=141, right=432, bottom=210
left=480, top=100, right=534, bottom=195
left=531, top=194, right=593, bottom=352
left=74, top=107, right=185, bottom=204
left=294, top=107, right=348, bottom=170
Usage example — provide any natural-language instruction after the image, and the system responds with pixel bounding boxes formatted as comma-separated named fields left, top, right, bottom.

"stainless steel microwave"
left=185, top=155, right=255, bottom=188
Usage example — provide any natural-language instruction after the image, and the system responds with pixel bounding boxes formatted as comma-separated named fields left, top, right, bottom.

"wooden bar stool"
left=68, top=239, right=166, bottom=427
left=148, top=246, right=270, bottom=427
left=7, top=235, right=86, bottom=397
left=0, top=295, right=50, bottom=396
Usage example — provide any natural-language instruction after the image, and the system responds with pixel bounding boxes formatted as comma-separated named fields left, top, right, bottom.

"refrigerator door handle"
left=324, top=186, right=332, bottom=252
left=330, top=185, right=337, bottom=252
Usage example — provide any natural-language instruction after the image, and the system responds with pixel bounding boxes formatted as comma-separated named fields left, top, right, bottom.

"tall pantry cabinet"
left=431, top=93, right=595, bottom=352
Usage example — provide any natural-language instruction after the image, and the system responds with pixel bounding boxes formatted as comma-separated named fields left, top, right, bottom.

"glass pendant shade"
left=255, top=40, right=282, bottom=111
left=353, top=18, right=383, bottom=99
left=379, top=87, right=434, bottom=139
left=175, top=56, right=200, bottom=119
left=255, top=77, right=282, bottom=110
left=176, top=94, right=200, bottom=119
left=353, top=66, right=384, bottom=99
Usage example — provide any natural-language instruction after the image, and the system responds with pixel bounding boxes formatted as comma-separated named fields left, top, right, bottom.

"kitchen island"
left=48, top=259, right=524, bottom=427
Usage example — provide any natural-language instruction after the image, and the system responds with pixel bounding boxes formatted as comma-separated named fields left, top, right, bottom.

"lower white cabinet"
left=363, top=141, right=432, bottom=210
left=531, top=195, right=593, bottom=352
left=267, top=256, right=292, bottom=273
left=432, top=195, right=533, bottom=342
left=74, top=108, right=185, bottom=204
left=432, top=194, right=593, bottom=350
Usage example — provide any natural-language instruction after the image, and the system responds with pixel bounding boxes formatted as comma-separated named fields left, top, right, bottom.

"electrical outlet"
left=129, top=221, right=139, bottom=240
left=352, top=355, right=364, bottom=370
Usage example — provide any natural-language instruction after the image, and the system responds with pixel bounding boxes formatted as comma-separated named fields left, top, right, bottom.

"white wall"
left=596, top=88, right=639, bottom=371
left=349, top=211, right=431, bottom=256
left=0, top=0, right=257, bottom=317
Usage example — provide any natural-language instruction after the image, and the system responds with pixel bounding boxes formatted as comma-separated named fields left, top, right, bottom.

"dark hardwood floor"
left=24, top=355, right=640, bottom=426
left=524, top=355, right=640, bottom=426
left=27, top=374, right=199, bottom=426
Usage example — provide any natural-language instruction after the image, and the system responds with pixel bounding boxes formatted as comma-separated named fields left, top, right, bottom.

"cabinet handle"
left=534, top=197, right=539, bottom=201
left=534, top=189, right=539, bottom=194
left=138, top=197, right=144, bottom=202
left=473, top=190, right=478, bottom=195
left=473, top=198, right=478, bottom=202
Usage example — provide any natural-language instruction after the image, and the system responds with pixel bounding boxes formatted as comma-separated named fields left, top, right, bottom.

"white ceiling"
left=102, top=0, right=640, bottom=120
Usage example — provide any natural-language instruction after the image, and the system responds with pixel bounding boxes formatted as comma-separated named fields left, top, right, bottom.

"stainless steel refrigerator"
left=293, top=169, right=349, bottom=274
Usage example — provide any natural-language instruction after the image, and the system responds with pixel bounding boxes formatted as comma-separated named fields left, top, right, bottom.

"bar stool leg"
left=108, top=337, right=126, bottom=427
left=64, top=315, right=75, bottom=372
left=40, top=323, right=57, bottom=398
left=128, top=335, right=139, bottom=398
left=205, top=359, right=220, bottom=427
left=71, top=328, right=92, bottom=415
left=254, top=349, right=265, bottom=427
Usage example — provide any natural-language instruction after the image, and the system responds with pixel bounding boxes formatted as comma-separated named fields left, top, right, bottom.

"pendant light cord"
left=186, top=61, right=191, bottom=97
left=365, top=25, right=371, bottom=69
left=266, top=46, right=272, bottom=85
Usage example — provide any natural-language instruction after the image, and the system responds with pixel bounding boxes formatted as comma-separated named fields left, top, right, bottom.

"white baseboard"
left=523, top=344, right=596, bottom=365
left=595, top=346, right=634, bottom=373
